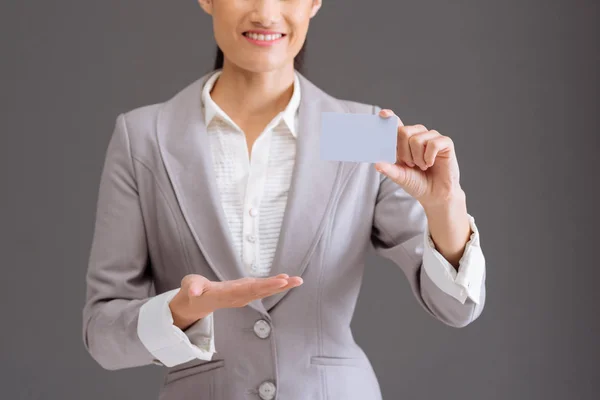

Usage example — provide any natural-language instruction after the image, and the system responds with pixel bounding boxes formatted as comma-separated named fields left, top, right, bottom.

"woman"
left=82, top=1, right=486, bottom=399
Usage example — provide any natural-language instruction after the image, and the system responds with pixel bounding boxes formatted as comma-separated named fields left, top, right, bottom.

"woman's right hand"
left=169, top=273, right=303, bottom=330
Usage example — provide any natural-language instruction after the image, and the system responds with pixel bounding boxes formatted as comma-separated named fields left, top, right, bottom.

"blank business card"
left=320, top=112, right=397, bottom=163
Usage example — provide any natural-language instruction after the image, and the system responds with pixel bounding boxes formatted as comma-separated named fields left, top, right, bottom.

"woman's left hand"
left=374, top=109, right=464, bottom=208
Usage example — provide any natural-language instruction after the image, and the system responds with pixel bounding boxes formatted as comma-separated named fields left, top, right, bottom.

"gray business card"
left=320, top=112, right=397, bottom=163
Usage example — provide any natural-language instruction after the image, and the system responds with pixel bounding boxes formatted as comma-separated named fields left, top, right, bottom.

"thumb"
left=181, top=274, right=210, bottom=298
left=375, top=162, right=426, bottom=199
left=189, top=282, right=204, bottom=297
left=376, top=162, right=411, bottom=187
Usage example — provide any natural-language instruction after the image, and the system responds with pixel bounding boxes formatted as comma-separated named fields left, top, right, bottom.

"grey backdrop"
left=1, top=0, right=599, bottom=399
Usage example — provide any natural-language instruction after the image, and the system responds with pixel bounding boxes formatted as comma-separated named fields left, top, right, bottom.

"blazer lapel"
left=262, top=74, right=358, bottom=311
left=156, top=72, right=356, bottom=314
left=156, top=74, right=268, bottom=313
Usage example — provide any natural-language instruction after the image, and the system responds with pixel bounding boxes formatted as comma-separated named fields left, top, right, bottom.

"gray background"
left=1, top=0, right=598, bottom=399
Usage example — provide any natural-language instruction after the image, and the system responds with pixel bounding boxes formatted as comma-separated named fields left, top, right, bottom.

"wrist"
left=421, top=187, right=466, bottom=213
left=422, top=189, right=470, bottom=268
left=169, top=293, right=203, bottom=331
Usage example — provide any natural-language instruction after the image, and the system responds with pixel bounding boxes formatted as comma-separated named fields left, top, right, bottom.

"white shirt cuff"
left=422, top=213, right=485, bottom=305
left=137, top=288, right=216, bottom=367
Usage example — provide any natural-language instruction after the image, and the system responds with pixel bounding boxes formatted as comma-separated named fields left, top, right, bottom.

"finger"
left=205, top=277, right=278, bottom=303
left=397, top=124, right=428, bottom=167
left=378, top=109, right=404, bottom=126
left=252, top=276, right=304, bottom=300
left=379, top=109, right=413, bottom=167
left=398, top=125, right=428, bottom=167
left=408, top=130, right=441, bottom=170
left=234, top=275, right=303, bottom=303
left=250, top=278, right=290, bottom=297
left=209, top=278, right=283, bottom=308
left=238, top=278, right=291, bottom=304
left=240, top=277, right=288, bottom=294
left=204, top=274, right=303, bottom=307
left=423, top=135, right=453, bottom=167
left=181, top=274, right=210, bottom=297
left=250, top=276, right=303, bottom=299
left=276, top=276, right=303, bottom=291
left=286, top=276, right=303, bottom=286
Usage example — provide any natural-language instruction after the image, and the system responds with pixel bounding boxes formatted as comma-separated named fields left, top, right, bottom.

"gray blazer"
left=82, top=71, right=485, bottom=400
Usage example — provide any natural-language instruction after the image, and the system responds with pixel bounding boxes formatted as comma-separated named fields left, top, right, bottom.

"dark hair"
left=213, top=40, right=307, bottom=75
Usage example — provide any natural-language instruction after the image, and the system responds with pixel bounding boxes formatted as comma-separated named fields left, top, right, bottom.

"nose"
left=250, top=0, right=282, bottom=28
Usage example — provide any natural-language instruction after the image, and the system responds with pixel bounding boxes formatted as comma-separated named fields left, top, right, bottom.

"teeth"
left=245, top=32, right=283, bottom=41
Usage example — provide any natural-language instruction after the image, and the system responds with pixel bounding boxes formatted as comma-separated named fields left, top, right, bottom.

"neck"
left=209, top=60, right=295, bottom=123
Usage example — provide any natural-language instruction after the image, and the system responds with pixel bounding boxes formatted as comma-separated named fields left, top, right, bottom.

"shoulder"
left=111, top=103, right=163, bottom=161
left=116, top=74, right=206, bottom=141
left=336, top=98, right=381, bottom=115
left=119, top=103, right=163, bottom=135
left=296, top=73, right=381, bottom=115
left=315, top=91, right=381, bottom=115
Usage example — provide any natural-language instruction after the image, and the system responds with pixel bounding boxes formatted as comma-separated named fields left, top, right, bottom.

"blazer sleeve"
left=82, top=113, right=218, bottom=370
left=81, top=113, right=158, bottom=370
left=369, top=106, right=486, bottom=328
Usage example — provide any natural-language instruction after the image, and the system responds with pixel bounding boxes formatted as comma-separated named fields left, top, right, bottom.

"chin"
left=231, top=55, right=292, bottom=73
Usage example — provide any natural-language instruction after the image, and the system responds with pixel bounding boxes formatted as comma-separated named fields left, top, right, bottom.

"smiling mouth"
left=243, top=32, right=286, bottom=42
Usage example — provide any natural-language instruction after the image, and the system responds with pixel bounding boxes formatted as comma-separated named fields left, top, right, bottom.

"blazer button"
left=253, top=319, right=271, bottom=339
left=258, top=381, right=276, bottom=400
left=249, top=208, right=259, bottom=217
